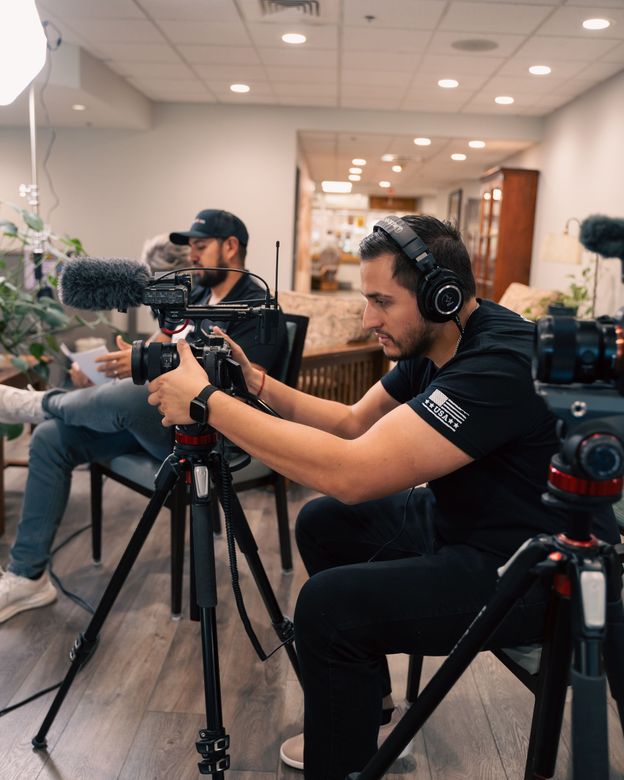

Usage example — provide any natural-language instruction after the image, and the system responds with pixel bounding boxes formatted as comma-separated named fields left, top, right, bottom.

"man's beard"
left=378, top=321, right=436, bottom=360
left=200, top=266, right=229, bottom=287
left=195, top=253, right=229, bottom=288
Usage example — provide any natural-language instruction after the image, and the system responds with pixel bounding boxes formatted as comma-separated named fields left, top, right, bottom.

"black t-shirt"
left=189, top=273, right=287, bottom=378
left=381, top=299, right=619, bottom=558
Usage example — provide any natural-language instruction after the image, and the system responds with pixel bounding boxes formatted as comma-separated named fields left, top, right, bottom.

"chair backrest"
left=275, top=313, right=309, bottom=388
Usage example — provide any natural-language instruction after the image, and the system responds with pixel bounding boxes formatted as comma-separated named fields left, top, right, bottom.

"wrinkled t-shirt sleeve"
left=407, top=350, right=538, bottom=458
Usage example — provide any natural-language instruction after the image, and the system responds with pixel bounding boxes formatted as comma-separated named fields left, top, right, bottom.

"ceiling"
left=5, top=0, right=624, bottom=196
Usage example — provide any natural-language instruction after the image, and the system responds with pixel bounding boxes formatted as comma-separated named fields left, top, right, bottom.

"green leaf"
left=21, top=211, right=44, bottom=231
left=0, top=220, right=18, bottom=236
left=29, top=342, right=45, bottom=360
left=0, top=422, right=24, bottom=441
left=11, top=356, right=29, bottom=372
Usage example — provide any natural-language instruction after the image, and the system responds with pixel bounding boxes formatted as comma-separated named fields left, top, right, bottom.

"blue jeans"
left=9, top=380, right=171, bottom=578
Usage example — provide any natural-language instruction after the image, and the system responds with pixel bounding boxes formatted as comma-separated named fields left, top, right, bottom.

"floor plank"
left=1, top=444, right=623, bottom=779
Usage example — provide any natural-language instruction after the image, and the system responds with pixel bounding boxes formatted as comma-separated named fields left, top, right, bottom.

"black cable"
left=218, top=454, right=290, bottom=661
left=367, top=486, right=415, bottom=563
left=0, top=522, right=94, bottom=718
left=49, top=523, right=96, bottom=614
left=40, top=21, right=63, bottom=223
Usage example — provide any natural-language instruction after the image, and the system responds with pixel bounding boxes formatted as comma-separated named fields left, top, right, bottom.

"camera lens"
left=533, top=316, right=622, bottom=384
left=130, top=341, right=180, bottom=384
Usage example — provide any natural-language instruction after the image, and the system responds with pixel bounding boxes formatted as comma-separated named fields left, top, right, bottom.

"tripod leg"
left=347, top=535, right=553, bottom=780
left=211, top=455, right=301, bottom=684
left=524, top=589, right=572, bottom=780
left=569, top=557, right=610, bottom=780
left=603, top=544, right=624, bottom=736
left=32, top=458, right=180, bottom=750
left=189, top=465, right=229, bottom=778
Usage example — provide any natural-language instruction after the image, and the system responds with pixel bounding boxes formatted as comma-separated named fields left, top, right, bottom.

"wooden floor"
left=1, top=437, right=623, bottom=780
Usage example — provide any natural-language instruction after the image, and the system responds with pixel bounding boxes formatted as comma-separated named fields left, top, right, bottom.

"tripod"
left=348, top=459, right=624, bottom=779
left=32, top=423, right=300, bottom=777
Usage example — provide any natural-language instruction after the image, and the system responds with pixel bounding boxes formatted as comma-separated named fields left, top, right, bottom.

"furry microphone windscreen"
left=580, top=215, right=624, bottom=261
left=59, top=257, right=152, bottom=310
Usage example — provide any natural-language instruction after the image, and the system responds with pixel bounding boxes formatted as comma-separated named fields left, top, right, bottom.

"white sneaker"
left=0, top=385, right=46, bottom=424
left=279, top=704, right=413, bottom=771
left=0, top=568, right=57, bottom=623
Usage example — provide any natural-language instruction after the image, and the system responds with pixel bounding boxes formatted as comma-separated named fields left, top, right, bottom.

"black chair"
left=89, top=313, right=309, bottom=616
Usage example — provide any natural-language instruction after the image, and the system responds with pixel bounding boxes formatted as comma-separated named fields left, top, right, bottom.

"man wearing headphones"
left=147, top=215, right=618, bottom=780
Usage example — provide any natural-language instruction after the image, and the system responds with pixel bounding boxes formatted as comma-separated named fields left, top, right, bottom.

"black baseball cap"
left=169, top=209, right=249, bottom=247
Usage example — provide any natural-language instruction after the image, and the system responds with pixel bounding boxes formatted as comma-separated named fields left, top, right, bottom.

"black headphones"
left=373, top=215, right=464, bottom=323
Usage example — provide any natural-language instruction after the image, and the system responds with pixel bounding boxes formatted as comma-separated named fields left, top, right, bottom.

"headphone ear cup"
left=417, top=268, right=464, bottom=322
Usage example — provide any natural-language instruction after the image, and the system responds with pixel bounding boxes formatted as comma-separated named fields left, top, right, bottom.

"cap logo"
left=193, top=218, right=206, bottom=226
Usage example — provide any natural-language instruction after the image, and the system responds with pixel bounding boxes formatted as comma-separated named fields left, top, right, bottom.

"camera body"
left=129, top=269, right=278, bottom=392
left=533, top=312, right=624, bottom=492
left=131, top=333, right=244, bottom=391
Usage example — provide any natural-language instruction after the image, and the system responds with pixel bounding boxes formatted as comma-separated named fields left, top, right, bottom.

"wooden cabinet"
left=472, top=167, right=539, bottom=301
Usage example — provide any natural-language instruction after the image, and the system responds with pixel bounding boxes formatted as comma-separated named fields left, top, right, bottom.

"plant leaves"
left=0, top=422, right=24, bottom=441
left=21, top=210, right=44, bottom=231
left=29, top=342, right=46, bottom=360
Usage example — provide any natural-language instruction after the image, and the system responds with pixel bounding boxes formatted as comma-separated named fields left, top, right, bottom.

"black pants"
left=293, top=490, right=551, bottom=780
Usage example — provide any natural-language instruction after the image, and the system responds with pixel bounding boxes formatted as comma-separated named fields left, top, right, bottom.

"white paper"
left=61, top=342, right=112, bottom=386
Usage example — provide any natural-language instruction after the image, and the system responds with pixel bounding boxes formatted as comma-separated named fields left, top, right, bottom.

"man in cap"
left=0, top=210, right=286, bottom=622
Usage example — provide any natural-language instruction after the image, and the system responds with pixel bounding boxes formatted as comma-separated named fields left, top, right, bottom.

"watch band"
left=189, top=384, right=220, bottom=424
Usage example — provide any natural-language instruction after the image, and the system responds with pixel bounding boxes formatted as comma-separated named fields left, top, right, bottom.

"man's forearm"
left=256, top=373, right=362, bottom=439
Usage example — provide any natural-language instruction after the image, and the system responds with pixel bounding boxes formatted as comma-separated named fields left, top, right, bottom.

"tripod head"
left=534, top=313, right=624, bottom=542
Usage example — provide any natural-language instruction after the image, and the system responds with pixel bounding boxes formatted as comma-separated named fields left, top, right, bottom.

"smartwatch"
left=189, top=385, right=220, bottom=425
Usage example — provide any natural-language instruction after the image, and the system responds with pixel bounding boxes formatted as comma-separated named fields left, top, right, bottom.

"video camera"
left=129, top=268, right=280, bottom=388
left=532, top=214, right=624, bottom=502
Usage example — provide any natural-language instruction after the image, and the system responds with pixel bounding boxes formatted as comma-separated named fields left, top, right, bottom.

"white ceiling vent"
left=259, top=0, right=320, bottom=16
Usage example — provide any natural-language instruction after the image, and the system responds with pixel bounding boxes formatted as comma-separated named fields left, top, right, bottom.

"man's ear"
left=223, top=235, right=239, bottom=261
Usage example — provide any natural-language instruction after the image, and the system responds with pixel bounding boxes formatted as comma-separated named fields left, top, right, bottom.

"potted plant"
left=547, top=260, right=597, bottom=318
left=0, top=203, right=110, bottom=438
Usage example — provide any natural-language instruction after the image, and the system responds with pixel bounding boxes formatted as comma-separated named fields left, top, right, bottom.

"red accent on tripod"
left=548, top=465, right=623, bottom=497
left=175, top=431, right=219, bottom=446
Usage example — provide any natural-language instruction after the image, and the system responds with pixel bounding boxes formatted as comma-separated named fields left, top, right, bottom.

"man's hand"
left=147, top=340, right=210, bottom=426
left=95, top=335, right=132, bottom=379
left=69, top=362, right=93, bottom=388
left=213, top=326, right=265, bottom=394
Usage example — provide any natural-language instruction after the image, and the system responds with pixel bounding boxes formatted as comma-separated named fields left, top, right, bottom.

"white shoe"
left=279, top=704, right=413, bottom=771
left=0, top=385, right=46, bottom=424
left=0, top=568, right=57, bottom=623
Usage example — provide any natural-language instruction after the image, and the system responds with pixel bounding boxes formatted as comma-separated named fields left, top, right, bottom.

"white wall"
left=505, top=70, right=624, bottom=315
left=0, top=102, right=298, bottom=294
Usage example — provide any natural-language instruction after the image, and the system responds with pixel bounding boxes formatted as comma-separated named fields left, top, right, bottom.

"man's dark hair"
left=359, top=215, right=476, bottom=298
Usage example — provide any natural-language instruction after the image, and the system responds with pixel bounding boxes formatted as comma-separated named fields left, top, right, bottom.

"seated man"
left=0, top=209, right=287, bottom=623
left=147, top=215, right=619, bottom=780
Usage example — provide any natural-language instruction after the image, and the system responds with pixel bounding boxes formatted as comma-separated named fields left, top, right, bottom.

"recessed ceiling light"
left=495, top=95, right=514, bottom=105
left=483, top=192, right=491, bottom=201
left=468, top=140, right=486, bottom=149
left=452, top=38, right=498, bottom=52
left=438, top=79, right=459, bottom=89
left=529, top=65, right=551, bottom=76
left=413, top=137, right=431, bottom=146
left=348, top=174, right=361, bottom=182
left=72, top=103, right=86, bottom=111
left=352, top=158, right=366, bottom=165
left=230, top=83, right=250, bottom=93
left=582, top=18, right=610, bottom=31
left=349, top=167, right=362, bottom=174
left=451, top=153, right=467, bottom=161
left=391, top=164, right=402, bottom=173
left=322, top=180, right=352, bottom=193
left=282, top=32, right=307, bottom=44
left=379, top=181, right=391, bottom=188
left=381, top=154, right=396, bottom=162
